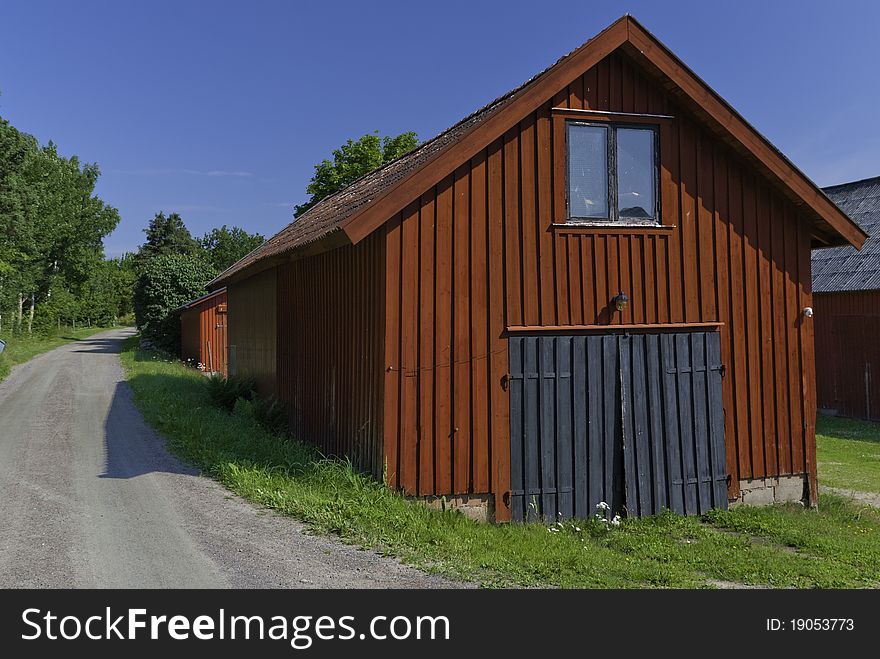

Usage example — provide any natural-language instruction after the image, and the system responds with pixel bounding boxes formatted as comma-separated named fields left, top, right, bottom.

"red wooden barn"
left=210, top=16, right=865, bottom=521
left=812, top=176, right=880, bottom=420
left=178, top=288, right=228, bottom=376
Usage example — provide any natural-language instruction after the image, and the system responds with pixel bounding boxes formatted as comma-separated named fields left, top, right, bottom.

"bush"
left=132, top=254, right=216, bottom=353
left=250, top=395, right=288, bottom=435
left=205, top=374, right=256, bottom=412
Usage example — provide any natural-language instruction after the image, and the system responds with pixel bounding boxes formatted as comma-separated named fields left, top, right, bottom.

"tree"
left=0, top=115, right=119, bottom=335
left=294, top=130, right=419, bottom=217
left=137, top=212, right=201, bottom=262
left=199, top=225, right=265, bottom=272
left=132, top=253, right=216, bottom=353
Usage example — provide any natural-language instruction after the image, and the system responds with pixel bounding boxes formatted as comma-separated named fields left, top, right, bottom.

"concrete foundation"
left=413, top=494, right=494, bottom=523
left=730, top=475, right=808, bottom=507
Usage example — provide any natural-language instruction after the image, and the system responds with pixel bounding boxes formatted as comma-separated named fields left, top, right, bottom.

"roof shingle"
left=812, top=176, right=880, bottom=293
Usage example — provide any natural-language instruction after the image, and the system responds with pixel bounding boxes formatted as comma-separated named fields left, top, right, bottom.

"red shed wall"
left=276, top=231, right=386, bottom=479
left=814, top=291, right=880, bottom=420
left=382, top=50, right=817, bottom=518
left=180, top=290, right=228, bottom=375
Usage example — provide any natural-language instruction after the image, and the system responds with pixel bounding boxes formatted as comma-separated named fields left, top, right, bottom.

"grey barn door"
left=508, top=332, right=728, bottom=522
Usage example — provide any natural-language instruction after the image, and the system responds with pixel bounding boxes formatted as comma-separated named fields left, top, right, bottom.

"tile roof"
left=812, top=176, right=880, bottom=293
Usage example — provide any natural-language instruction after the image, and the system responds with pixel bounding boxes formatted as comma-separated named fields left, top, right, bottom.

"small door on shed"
left=508, top=332, right=728, bottom=521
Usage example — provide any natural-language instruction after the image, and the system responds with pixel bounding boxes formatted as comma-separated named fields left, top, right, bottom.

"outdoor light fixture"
left=613, top=291, right=629, bottom=313
left=803, top=307, right=814, bottom=318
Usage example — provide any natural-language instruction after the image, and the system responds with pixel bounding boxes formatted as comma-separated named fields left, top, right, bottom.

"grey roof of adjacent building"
left=812, top=176, right=880, bottom=293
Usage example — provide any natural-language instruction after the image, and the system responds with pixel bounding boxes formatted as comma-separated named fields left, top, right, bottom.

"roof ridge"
left=823, top=174, right=880, bottom=192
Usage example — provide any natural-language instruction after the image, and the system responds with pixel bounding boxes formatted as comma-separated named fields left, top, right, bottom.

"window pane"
left=567, top=124, right=608, bottom=218
left=616, top=128, right=655, bottom=219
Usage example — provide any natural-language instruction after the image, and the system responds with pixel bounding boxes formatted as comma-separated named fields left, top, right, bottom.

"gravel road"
left=0, top=328, right=460, bottom=588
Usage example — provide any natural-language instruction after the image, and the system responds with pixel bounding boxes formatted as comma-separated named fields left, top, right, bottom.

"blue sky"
left=1, top=0, right=878, bottom=256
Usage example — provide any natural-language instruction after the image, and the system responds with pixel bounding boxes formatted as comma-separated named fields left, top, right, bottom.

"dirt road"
left=0, top=329, right=456, bottom=588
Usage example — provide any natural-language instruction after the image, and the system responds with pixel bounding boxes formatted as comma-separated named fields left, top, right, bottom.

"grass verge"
left=120, top=339, right=880, bottom=588
left=0, top=326, right=114, bottom=383
left=817, top=414, right=880, bottom=493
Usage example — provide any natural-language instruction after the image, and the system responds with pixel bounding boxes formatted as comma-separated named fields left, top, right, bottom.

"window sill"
left=551, top=223, right=676, bottom=235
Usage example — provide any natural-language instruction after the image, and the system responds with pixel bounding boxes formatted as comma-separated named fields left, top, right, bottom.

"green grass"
left=817, top=414, right=880, bottom=493
left=120, top=339, right=880, bottom=588
left=0, top=326, right=113, bottom=383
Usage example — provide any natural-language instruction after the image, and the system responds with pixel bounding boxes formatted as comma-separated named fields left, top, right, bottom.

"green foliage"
left=199, top=225, right=264, bottom=272
left=204, top=373, right=256, bottom=412
left=294, top=130, right=419, bottom=217
left=0, top=114, right=120, bottom=333
left=132, top=253, right=216, bottom=352
left=123, top=343, right=880, bottom=589
left=137, top=212, right=201, bottom=262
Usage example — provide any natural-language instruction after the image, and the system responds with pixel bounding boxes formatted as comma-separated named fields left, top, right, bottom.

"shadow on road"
left=100, top=381, right=198, bottom=480
left=71, top=337, right=128, bottom=354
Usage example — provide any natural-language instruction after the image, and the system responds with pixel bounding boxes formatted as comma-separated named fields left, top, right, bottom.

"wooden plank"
left=661, top=333, right=685, bottom=514
left=568, top=236, right=583, bottom=325
left=434, top=176, right=454, bottom=494
left=602, top=335, right=622, bottom=513
left=418, top=191, right=436, bottom=495
left=382, top=216, right=402, bottom=489
left=630, top=236, right=644, bottom=324
left=587, top=336, right=604, bottom=511
left=742, top=172, right=765, bottom=478
left=655, top=236, right=669, bottom=323
left=487, top=140, right=511, bottom=520
left=618, top=235, right=632, bottom=325
left=506, top=322, right=724, bottom=333
left=675, top=332, right=699, bottom=514
left=524, top=336, right=541, bottom=519
left=645, top=334, right=668, bottom=513
left=712, top=147, right=736, bottom=496
left=641, top=235, right=655, bottom=323
left=690, top=332, right=712, bottom=512
left=757, top=184, right=778, bottom=477
left=631, top=335, right=652, bottom=515
left=504, top=129, right=523, bottom=327
left=537, top=106, right=560, bottom=325
left=679, top=118, right=700, bottom=323
left=593, top=236, right=608, bottom=322
left=798, top=220, right=818, bottom=506
left=572, top=335, right=588, bottom=518
left=581, top=237, right=595, bottom=324
left=539, top=337, right=557, bottom=519
left=728, top=162, right=750, bottom=480
left=784, top=207, right=804, bottom=473
left=583, top=66, right=598, bottom=110
left=771, top=196, right=791, bottom=475
left=453, top=164, right=472, bottom=493
left=707, top=332, right=729, bottom=508
left=619, top=335, right=637, bottom=514
left=556, top=337, right=574, bottom=518
left=519, top=116, right=540, bottom=326
left=697, top=135, right=716, bottom=321
left=470, top=154, right=490, bottom=493
left=399, top=202, right=420, bottom=494
left=508, top=337, right=525, bottom=521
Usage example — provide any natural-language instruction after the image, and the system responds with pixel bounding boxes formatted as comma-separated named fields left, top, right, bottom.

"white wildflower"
left=595, top=501, right=610, bottom=512
left=610, top=515, right=621, bottom=527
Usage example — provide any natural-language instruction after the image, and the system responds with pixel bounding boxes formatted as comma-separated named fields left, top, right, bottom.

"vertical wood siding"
left=179, top=290, right=228, bottom=375
left=228, top=269, right=276, bottom=394
left=276, top=232, right=385, bottom=480
left=814, top=291, right=880, bottom=421
left=383, top=49, right=817, bottom=517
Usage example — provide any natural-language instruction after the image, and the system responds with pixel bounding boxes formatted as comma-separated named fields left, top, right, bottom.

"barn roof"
left=211, top=14, right=867, bottom=288
left=812, top=176, right=880, bottom=293
left=174, top=287, right=226, bottom=313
